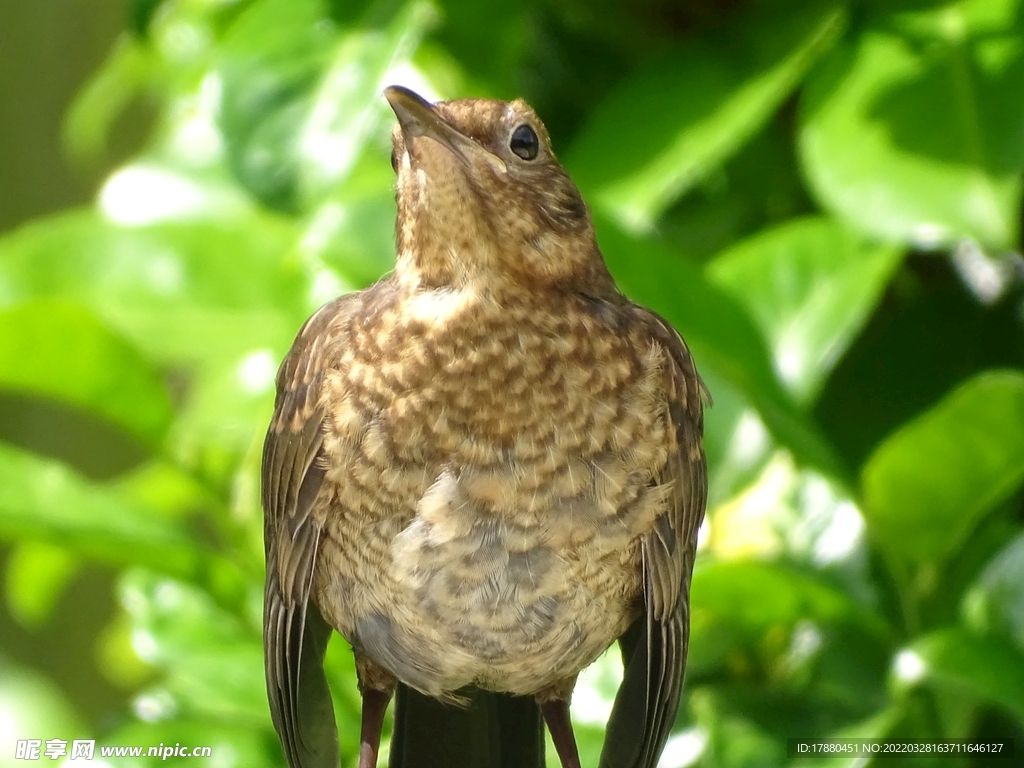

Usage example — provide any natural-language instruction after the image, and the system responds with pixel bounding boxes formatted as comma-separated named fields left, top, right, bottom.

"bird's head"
left=385, top=85, right=614, bottom=295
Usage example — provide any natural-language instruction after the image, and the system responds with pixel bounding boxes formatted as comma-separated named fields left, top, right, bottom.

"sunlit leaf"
left=709, top=453, right=868, bottom=573
left=97, top=612, right=153, bottom=689
left=63, top=37, right=152, bottom=163
left=0, top=664, right=85, bottom=761
left=217, top=0, right=434, bottom=211
left=0, top=443, right=248, bottom=609
left=658, top=118, right=813, bottom=263
left=323, top=633, right=364, bottom=762
left=708, top=217, right=904, bottom=405
left=119, top=570, right=267, bottom=725
left=112, top=460, right=217, bottom=522
left=296, top=0, right=437, bottom=204
left=0, top=208, right=311, bottom=460
left=0, top=208, right=309, bottom=367
left=792, top=708, right=901, bottom=768
left=862, top=371, right=1024, bottom=562
left=0, top=443, right=197, bottom=574
left=799, top=0, right=1024, bottom=250
left=102, top=719, right=279, bottom=768
left=0, top=300, right=174, bottom=447
left=568, top=0, right=846, bottom=230
left=216, top=0, right=337, bottom=210
left=597, top=216, right=847, bottom=480
left=963, top=532, right=1024, bottom=653
left=896, top=628, right=1024, bottom=722
left=302, top=149, right=398, bottom=290
left=4, top=542, right=79, bottom=628
left=699, top=370, right=775, bottom=511
left=689, top=559, right=891, bottom=673
left=97, top=163, right=253, bottom=226
left=689, top=687, right=783, bottom=768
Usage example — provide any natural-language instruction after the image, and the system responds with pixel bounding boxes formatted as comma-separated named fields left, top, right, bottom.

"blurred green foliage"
left=1, top=0, right=1023, bottom=765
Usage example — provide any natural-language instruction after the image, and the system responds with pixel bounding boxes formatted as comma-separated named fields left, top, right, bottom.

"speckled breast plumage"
left=310, top=281, right=672, bottom=698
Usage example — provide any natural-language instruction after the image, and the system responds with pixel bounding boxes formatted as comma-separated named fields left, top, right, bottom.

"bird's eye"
left=509, top=124, right=539, bottom=161
left=390, top=148, right=399, bottom=173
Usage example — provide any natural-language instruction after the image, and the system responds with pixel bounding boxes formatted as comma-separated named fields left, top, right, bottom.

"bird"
left=262, top=84, right=708, bottom=768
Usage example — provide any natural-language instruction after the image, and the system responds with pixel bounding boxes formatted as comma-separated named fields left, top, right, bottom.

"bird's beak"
left=384, top=85, right=506, bottom=174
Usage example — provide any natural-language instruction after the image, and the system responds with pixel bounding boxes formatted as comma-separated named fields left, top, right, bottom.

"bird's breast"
left=314, top=290, right=671, bottom=695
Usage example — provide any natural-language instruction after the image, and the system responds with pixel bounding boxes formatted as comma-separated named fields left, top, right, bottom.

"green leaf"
left=305, top=150, right=402, bottom=289
left=4, top=542, right=78, bottom=628
left=216, top=0, right=338, bottom=210
left=0, top=208, right=308, bottom=366
left=688, top=686, right=785, bottom=768
left=799, top=0, right=1024, bottom=250
left=862, top=371, right=1024, bottom=563
left=793, top=708, right=902, bottom=768
left=0, top=443, right=249, bottom=610
left=0, top=663, right=85, bottom=756
left=0, top=208, right=311, bottom=458
left=567, top=0, right=846, bottom=231
left=707, top=217, right=904, bottom=406
left=691, top=561, right=889, bottom=650
left=658, top=118, right=814, bottom=264
left=0, top=442, right=200, bottom=576
left=963, top=532, right=1024, bottom=652
left=896, top=628, right=1024, bottom=723
left=597, top=217, right=846, bottom=479
left=63, top=37, right=151, bottom=163
left=425, top=0, right=527, bottom=99
left=101, top=719, right=280, bottom=768
left=0, top=300, right=174, bottom=448
left=295, top=0, right=437, bottom=205
left=699, top=369, right=775, bottom=510
left=119, top=569, right=268, bottom=724
left=217, top=0, right=435, bottom=211
left=689, top=559, right=889, bottom=681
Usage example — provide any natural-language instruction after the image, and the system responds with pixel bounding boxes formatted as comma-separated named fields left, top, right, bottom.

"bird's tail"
left=389, top=684, right=545, bottom=768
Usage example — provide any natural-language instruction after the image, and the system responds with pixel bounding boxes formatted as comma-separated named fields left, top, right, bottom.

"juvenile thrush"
left=262, top=85, right=708, bottom=768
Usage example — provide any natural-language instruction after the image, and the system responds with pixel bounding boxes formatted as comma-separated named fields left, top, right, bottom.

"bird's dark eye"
left=509, top=124, right=539, bottom=160
left=391, top=148, right=399, bottom=173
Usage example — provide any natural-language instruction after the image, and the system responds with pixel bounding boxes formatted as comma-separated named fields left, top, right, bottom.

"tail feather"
left=390, top=685, right=545, bottom=768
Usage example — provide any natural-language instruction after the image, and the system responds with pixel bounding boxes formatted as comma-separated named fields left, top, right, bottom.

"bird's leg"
left=540, top=699, right=581, bottom=768
left=356, top=654, right=396, bottom=768
left=537, top=677, right=581, bottom=768
left=358, top=689, right=391, bottom=768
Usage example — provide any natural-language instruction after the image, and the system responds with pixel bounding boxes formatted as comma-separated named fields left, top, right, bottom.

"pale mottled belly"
left=315, top=453, right=671, bottom=696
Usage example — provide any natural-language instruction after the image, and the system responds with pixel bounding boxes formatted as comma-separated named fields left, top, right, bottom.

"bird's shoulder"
left=620, top=302, right=707, bottom=427
left=272, top=279, right=399, bottom=402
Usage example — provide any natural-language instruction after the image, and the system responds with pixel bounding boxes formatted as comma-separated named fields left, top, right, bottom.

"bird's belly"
left=314, top=452, right=669, bottom=697
left=331, top=508, right=641, bottom=697
left=314, top=411, right=673, bottom=695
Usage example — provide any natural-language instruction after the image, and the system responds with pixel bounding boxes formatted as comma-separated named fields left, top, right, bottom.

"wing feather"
left=601, top=307, right=707, bottom=768
left=263, top=295, right=358, bottom=768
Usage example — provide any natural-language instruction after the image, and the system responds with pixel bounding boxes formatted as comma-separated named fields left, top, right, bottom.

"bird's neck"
left=394, top=241, right=619, bottom=306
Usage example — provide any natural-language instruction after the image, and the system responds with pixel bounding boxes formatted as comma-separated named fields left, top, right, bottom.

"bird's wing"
left=601, top=308, right=708, bottom=768
left=263, top=295, right=356, bottom=768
